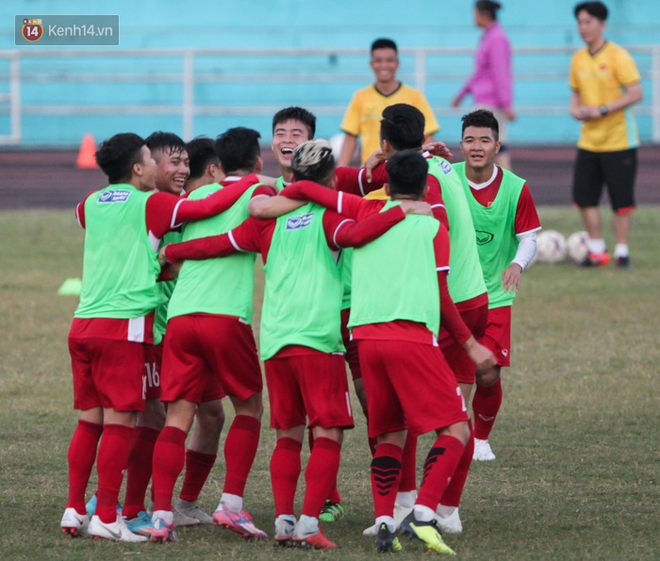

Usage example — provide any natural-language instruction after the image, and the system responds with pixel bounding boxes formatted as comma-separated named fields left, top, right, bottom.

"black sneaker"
left=375, top=522, right=402, bottom=553
left=615, top=255, right=632, bottom=269
left=399, top=511, right=456, bottom=555
left=577, top=251, right=610, bottom=267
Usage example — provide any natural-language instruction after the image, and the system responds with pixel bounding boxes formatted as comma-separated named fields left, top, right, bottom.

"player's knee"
left=477, top=365, right=501, bottom=387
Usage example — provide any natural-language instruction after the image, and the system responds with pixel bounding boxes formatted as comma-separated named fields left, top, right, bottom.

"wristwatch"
left=599, top=105, right=608, bottom=116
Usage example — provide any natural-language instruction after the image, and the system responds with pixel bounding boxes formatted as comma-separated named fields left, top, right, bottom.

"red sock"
left=179, top=450, right=216, bottom=502
left=371, top=443, right=403, bottom=519
left=302, top=437, right=341, bottom=518
left=223, top=415, right=260, bottom=497
left=66, top=420, right=103, bottom=514
left=152, top=426, right=187, bottom=512
left=440, top=420, right=474, bottom=507
left=308, top=429, right=341, bottom=504
left=416, top=435, right=464, bottom=510
left=122, top=426, right=160, bottom=519
left=96, top=424, right=133, bottom=523
left=399, top=433, right=417, bottom=493
left=473, top=379, right=503, bottom=440
left=270, top=437, right=302, bottom=516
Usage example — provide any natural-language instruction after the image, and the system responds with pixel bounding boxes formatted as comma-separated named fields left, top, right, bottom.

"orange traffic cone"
left=77, top=133, right=98, bottom=169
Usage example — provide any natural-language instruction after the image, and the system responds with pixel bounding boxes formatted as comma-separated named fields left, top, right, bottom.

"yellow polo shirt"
left=340, top=83, right=440, bottom=164
left=569, top=41, right=641, bottom=152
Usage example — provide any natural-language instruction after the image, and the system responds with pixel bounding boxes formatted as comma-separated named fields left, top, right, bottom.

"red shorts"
left=161, top=314, right=263, bottom=404
left=438, top=303, right=489, bottom=384
left=69, top=337, right=145, bottom=412
left=341, top=308, right=361, bottom=380
left=358, top=339, right=468, bottom=438
left=482, top=306, right=512, bottom=367
left=143, top=342, right=162, bottom=400
left=265, top=348, right=354, bottom=431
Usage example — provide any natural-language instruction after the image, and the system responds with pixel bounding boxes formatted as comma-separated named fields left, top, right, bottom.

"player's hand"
left=501, top=263, right=522, bottom=293
left=399, top=201, right=433, bottom=216
left=167, top=260, right=183, bottom=280
left=158, top=245, right=170, bottom=266
left=422, top=141, right=453, bottom=160
left=463, top=337, right=497, bottom=374
left=364, top=149, right=387, bottom=182
left=581, top=105, right=601, bottom=121
left=256, top=174, right=278, bottom=188
left=451, top=95, right=462, bottom=108
left=505, top=108, right=516, bottom=122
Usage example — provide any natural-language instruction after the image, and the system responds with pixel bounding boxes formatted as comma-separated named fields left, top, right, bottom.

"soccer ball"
left=567, top=231, right=590, bottom=263
left=536, top=230, right=567, bottom=264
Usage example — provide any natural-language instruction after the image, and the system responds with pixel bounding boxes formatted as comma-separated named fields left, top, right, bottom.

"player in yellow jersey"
left=569, top=2, right=643, bottom=269
left=338, top=38, right=439, bottom=167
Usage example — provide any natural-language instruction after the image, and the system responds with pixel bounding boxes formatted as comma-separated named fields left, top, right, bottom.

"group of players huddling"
left=60, top=103, right=540, bottom=554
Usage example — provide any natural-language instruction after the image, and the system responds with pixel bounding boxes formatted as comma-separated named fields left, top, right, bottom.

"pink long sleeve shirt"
left=458, top=21, right=513, bottom=110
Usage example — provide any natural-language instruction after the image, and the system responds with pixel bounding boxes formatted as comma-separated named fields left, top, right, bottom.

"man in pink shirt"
left=452, top=1, right=515, bottom=170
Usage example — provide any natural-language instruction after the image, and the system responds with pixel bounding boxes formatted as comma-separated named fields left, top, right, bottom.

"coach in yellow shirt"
left=338, top=38, right=439, bottom=166
left=569, top=1, right=642, bottom=269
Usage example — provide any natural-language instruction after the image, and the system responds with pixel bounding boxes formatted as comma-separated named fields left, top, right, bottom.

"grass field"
left=1, top=206, right=658, bottom=560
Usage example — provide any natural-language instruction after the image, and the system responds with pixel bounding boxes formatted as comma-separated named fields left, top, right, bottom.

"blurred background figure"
left=569, top=1, right=642, bottom=269
left=338, top=38, right=439, bottom=167
left=452, top=1, right=515, bottom=170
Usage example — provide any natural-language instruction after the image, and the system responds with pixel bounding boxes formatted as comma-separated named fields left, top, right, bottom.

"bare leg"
left=580, top=207, right=602, bottom=240
left=612, top=212, right=631, bottom=245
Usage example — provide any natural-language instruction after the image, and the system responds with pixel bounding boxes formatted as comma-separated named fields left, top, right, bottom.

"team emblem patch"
left=286, top=212, right=313, bottom=230
left=436, top=159, right=453, bottom=175
left=98, top=189, right=131, bottom=203
left=475, top=230, right=494, bottom=245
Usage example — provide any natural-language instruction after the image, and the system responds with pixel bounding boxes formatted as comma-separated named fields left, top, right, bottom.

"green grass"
left=0, top=207, right=658, bottom=560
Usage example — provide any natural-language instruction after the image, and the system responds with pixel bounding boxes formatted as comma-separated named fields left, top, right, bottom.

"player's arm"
left=325, top=207, right=404, bottom=249
left=502, top=183, right=542, bottom=293
left=435, top=225, right=496, bottom=372
left=601, top=82, right=643, bottom=114
left=160, top=216, right=262, bottom=264
left=280, top=181, right=431, bottom=220
left=248, top=193, right=306, bottom=219
left=569, top=90, right=587, bottom=121
left=335, top=163, right=387, bottom=195
left=147, top=174, right=265, bottom=238
left=425, top=175, right=449, bottom=229
left=75, top=192, right=95, bottom=229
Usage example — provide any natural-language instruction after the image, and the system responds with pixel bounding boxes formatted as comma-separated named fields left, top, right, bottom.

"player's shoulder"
left=352, top=84, right=378, bottom=102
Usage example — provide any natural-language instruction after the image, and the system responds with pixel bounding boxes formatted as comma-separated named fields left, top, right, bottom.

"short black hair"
left=574, top=1, right=608, bottom=20
left=215, top=127, right=261, bottom=174
left=461, top=109, right=500, bottom=141
left=386, top=150, right=428, bottom=199
left=371, top=38, right=398, bottom=54
left=291, top=140, right=335, bottom=186
left=145, top=131, right=186, bottom=159
left=186, top=137, right=219, bottom=181
left=272, top=107, right=316, bottom=139
left=380, top=104, right=425, bottom=151
left=476, top=1, right=502, bottom=21
left=95, top=133, right=146, bottom=184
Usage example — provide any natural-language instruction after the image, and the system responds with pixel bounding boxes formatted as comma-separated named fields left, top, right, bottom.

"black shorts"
left=572, top=148, right=637, bottom=212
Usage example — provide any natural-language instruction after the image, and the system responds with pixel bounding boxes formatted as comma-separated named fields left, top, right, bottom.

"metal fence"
left=0, top=45, right=658, bottom=145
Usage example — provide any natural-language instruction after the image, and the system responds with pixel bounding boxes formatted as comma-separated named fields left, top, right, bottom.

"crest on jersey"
left=286, top=213, right=313, bottom=230
left=475, top=230, right=494, bottom=245
left=98, top=189, right=131, bottom=203
left=436, top=159, right=453, bottom=175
